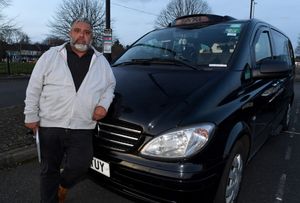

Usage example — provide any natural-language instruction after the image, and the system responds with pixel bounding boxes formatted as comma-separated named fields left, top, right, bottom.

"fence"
left=0, top=62, right=35, bottom=75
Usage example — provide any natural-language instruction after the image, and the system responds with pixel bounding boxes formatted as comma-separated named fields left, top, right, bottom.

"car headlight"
left=140, top=123, right=215, bottom=159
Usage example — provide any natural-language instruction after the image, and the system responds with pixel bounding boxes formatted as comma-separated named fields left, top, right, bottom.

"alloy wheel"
left=225, top=154, right=243, bottom=203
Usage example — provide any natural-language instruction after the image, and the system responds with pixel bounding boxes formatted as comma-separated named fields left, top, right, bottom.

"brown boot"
left=58, top=185, right=68, bottom=203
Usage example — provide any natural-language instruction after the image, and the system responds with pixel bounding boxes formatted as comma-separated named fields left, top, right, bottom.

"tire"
left=281, top=102, right=292, bottom=131
left=214, top=138, right=248, bottom=203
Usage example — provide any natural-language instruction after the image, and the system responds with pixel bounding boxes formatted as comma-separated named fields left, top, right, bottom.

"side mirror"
left=252, top=59, right=291, bottom=79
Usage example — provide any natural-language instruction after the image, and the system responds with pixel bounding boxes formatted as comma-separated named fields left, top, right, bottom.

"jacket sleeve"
left=24, top=51, right=49, bottom=123
left=97, top=57, right=116, bottom=111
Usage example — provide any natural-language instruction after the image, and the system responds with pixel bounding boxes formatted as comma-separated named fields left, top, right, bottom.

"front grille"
left=94, top=120, right=143, bottom=152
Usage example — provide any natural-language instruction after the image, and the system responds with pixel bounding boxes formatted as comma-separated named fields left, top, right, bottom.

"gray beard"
left=70, top=39, right=91, bottom=52
left=74, top=43, right=89, bottom=52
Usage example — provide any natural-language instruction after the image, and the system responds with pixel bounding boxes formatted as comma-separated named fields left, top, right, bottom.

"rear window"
left=115, top=22, right=245, bottom=68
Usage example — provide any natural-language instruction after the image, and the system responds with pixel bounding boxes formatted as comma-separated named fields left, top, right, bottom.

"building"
left=5, top=43, right=50, bottom=62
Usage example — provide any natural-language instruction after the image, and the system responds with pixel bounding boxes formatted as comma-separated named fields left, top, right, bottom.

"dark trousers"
left=39, top=127, right=93, bottom=203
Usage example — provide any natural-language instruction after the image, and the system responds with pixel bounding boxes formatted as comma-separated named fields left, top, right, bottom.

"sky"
left=3, top=0, right=300, bottom=48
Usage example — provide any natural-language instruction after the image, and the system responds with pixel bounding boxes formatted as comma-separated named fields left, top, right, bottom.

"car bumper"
left=89, top=150, right=226, bottom=203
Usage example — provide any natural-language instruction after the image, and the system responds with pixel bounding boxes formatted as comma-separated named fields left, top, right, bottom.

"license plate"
left=90, top=157, right=110, bottom=177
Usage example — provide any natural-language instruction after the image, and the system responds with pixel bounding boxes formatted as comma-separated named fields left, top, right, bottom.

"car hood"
left=106, top=65, right=225, bottom=135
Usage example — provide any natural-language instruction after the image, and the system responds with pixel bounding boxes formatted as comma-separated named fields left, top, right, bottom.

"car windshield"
left=114, top=22, right=245, bottom=68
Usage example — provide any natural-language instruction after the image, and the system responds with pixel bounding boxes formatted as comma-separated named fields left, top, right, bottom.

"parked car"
left=90, top=14, right=295, bottom=203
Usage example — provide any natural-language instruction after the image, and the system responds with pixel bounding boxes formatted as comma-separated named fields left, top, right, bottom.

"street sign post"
left=103, top=28, right=112, bottom=54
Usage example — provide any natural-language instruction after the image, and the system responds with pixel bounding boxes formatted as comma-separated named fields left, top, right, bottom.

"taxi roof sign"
left=171, top=14, right=235, bottom=26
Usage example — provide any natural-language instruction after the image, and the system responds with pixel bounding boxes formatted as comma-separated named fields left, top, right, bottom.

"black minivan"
left=90, top=14, right=295, bottom=203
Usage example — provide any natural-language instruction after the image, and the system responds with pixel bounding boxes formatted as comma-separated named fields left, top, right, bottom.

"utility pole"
left=106, top=0, right=111, bottom=30
left=104, top=0, right=112, bottom=62
left=250, top=0, right=254, bottom=19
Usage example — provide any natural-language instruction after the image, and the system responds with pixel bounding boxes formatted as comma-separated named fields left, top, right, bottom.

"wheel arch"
left=223, top=121, right=251, bottom=161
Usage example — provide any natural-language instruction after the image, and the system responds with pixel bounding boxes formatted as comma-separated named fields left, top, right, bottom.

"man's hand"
left=25, top=122, right=39, bottom=134
left=93, top=106, right=107, bottom=121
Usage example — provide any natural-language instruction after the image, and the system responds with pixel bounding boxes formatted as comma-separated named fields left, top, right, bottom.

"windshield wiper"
left=114, top=58, right=199, bottom=70
left=171, top=57, right=199, bottom=70
left=131, top=43, right=176, bottom=56
left=112, top=58, right=157, bottom=67
left=148, top=57, right=199, bottom=70
left=112, top=61, right=138, bottom=67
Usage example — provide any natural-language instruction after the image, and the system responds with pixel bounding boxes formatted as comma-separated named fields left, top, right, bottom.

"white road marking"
left=274, top=174, right=287, bottom=203
left=285, top=146, right=292, bottom=160
left=273, top=101, right=297, bottom=202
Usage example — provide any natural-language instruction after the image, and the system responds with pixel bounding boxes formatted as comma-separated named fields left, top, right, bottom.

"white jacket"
left=24, top=43, right=116, bottom=129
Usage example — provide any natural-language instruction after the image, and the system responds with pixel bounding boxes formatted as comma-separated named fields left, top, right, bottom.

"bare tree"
left=0, top=0, right=10, bottom=7
left=0, top=0, right=12, bottom=29
left=0, top=0, right=22, bottom=59
left=42, top=36, right=66, bottom=46
left=155, top=0, right=212, bottom=28
left=13, top=31, right=30, bottom=44
left=48, top=0, right=105, bottom=48
left=0, top=0, right=18, bottom=42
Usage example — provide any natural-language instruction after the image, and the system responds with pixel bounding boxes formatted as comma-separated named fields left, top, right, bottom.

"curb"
left=0, top=144, right=37, bottom=169
left=0, top=75, right=30, bottom=80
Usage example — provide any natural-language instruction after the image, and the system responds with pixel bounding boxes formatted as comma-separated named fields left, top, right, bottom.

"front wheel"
left=214, top=139, right=248, bottom=203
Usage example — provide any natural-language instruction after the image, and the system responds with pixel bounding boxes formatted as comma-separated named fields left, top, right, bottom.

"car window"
left=271, top=29, right=293, bottom=66
left=115, top=22, right=245, bottom=68
left=254, top=31, right=272, bottom=63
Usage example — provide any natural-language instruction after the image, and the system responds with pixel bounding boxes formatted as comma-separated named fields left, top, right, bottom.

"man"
left=24, top=18, right=116, bottom=203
